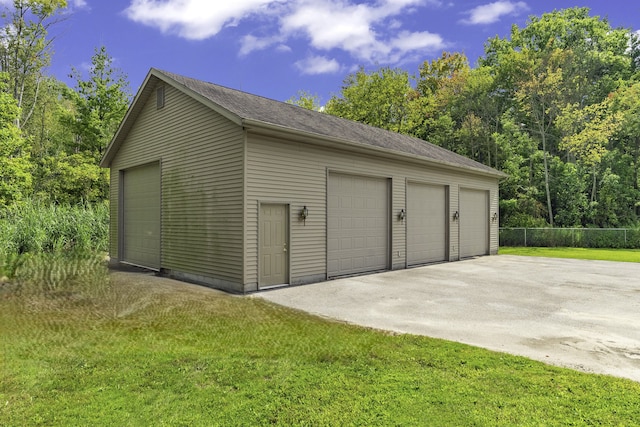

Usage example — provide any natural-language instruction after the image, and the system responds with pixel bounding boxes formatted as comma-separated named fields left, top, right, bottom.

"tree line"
left=0, top=0, right=129, bottom=208
left=2, top=3, right=639, bottom=230
left=293, top=8, right=640, bottom=228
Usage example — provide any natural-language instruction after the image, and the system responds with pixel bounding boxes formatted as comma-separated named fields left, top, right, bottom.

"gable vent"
left=156, top=86, right=165, bottom=109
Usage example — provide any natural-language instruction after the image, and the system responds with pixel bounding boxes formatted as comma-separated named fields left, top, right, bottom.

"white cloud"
left=240, top=34, right=278, bottom=56
left=281, top=2, right=379, bottom=58
left=294, top=55, right=341, bottom=75
left=275, top=44, right=292, bottom=53
left=124, top=0, right=447, bottom=68
left=281, top=0, right=443, bottom=63
left=124, top=0, right=284, bottom=40
left=388, top=19, right=403, bottom=30
left=239, top=34, right=292, bottom=56
left=461, top=1, right=529, bottom=25
left=391, top=30, right=443, bottom=52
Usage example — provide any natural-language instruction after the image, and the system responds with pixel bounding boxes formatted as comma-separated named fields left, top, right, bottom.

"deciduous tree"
left=286, top=90, right=322, bottom=111
left=0, top=73, right=31, bottom=206
left=325, top=67, right=414, bottom=133
left=62, top=45, right=130, bottom=157
left=0, top=0, right=66, bottom=129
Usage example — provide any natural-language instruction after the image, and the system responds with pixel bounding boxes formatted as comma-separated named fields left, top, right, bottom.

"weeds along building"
left=100, top=68, right=506, bottom=293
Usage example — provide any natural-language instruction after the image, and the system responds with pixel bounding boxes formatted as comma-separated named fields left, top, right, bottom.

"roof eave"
left=242, top=118, right=507, bottom=179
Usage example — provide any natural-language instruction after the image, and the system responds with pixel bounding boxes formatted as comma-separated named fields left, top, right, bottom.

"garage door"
left=122, top=162, right=161, bottom=269
left=407, top=183, right=447, bottom=266
left=328, top=173, right=389, bottom=277
left=459, top=188, right=489, bottom=258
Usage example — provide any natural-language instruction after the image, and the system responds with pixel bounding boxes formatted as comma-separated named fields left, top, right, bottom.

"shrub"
left=500, top=227, right=640, bottom=249
left=580, top=228, right=626, bottom=249
left=499, top=228, right=526, bottom=246
left=627, top=229, right=640, bottom=248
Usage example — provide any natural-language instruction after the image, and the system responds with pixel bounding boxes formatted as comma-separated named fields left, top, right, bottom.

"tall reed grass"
left=0, top=201, right=109, bottom=282
left=0, top=201, right=109, bottom=255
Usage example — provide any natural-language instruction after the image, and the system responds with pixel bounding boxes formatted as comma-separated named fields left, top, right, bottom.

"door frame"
left=258, top=202, right=291, bottom=290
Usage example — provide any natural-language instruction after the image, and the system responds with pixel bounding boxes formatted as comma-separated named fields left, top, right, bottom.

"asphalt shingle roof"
left=104, top=68, right=505, bottom=178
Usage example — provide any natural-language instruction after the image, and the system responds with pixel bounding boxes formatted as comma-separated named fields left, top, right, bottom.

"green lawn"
left=499, top=246, right=640, bottom=263
left=2, top=261, right=640, bottom=426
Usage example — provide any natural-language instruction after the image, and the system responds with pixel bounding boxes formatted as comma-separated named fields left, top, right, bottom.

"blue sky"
left=22, top=1, right=640, bottom=103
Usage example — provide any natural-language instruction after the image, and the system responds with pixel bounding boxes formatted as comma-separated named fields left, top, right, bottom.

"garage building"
left=100, top=68, right=506, bottom=293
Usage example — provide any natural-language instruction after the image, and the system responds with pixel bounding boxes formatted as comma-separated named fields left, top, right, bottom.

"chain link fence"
left=499, top=228, right=640, bottom=249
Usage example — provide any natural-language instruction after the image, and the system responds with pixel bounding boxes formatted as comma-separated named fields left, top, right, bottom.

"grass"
left=499, top=246, right=640, bottom=263
left=1, top=255, right=640, bottom=426
left=0, top=201, right=109, bottom=256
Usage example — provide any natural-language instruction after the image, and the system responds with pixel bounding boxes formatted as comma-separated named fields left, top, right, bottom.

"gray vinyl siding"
left=244, top=133, right=499, bottom=290
left=490, top=189, right=499, bottom=253
left=109, top=170, right=119, bottom=260
left=108, top=83, right=245, bottom=291
left=244, top=138, right=328, bottom=291
left=392, top=176, right=405, bottom=270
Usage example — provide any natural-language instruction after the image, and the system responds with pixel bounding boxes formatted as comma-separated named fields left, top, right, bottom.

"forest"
left=1, top=2, right=639, bottom=258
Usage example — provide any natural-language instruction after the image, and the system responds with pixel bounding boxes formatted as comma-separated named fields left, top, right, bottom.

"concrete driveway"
left=257, top=255, right=640, bottom=382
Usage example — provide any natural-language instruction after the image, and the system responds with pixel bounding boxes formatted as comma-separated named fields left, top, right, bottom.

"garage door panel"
left=123, top=163, right=161, bottom=269
left=407, top=183, right=447, bottom=266
left=460, top=188, right=489, bottom=258
left=328, top=173, right=389, bottom=277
